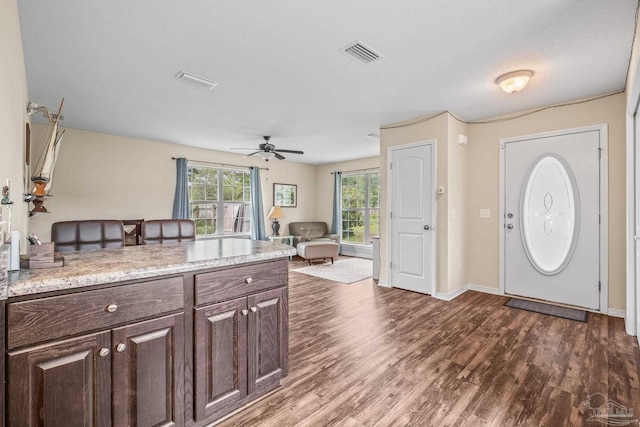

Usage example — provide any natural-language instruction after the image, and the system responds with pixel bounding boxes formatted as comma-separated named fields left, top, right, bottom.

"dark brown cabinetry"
left=8, top=331, right=112, bottom=426
left=4, top=258, right=289, bottom=427
left=194, top=264, right=288, bottom=423
left=6, top=277, right=185, bottom=427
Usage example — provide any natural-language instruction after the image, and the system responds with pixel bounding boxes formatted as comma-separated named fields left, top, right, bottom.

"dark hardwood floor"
left=219, top=256, right=640, bottom=426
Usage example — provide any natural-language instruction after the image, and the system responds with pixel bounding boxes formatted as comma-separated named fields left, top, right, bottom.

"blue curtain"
left=250, top=167, right=267, bottom=240
left=172, top=157, right=189, bottom=219
left=331, top=172, right=342, bottom=235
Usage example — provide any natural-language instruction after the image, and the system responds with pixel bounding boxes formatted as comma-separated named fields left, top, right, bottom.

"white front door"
left=504, top=129, right=602, bottom=310
left=389, top=141, right=435, bottom=295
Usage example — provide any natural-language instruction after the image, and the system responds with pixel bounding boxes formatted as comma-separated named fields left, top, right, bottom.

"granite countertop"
left=6, top=239, right=296, bottom=298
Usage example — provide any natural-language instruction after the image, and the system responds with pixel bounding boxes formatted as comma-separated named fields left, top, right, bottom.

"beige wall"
left=380, top=113, right=450, bottom=293
left=447, top=118, right=469, bottom=294
left=627, top=15, right=640, bottom=111
left=29, top=126, right=318, bottom=241
left=465, top=93, right=626, bottom=310
left=314, top=156, right=380, bottom=234
left=0, top=0, right=30, bottom=248
left=379, top=93, right=626, bottom=310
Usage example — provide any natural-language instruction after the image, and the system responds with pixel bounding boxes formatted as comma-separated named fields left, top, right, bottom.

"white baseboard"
left=467, top=283, right=501, bottom=295
left=377, top=279, right=390, bottom=288
left=607, top=308, right=626, bottom=318
left=434, top=286, right=468, bottom=301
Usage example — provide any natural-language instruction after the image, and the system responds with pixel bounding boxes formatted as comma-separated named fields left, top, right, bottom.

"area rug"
left=292, top=257, right=373, bottom=284
left=504, top=298, right=588, bottom=323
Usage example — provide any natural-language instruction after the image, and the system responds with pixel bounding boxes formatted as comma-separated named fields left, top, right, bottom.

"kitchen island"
left=1, top=239, right=296, bottom=426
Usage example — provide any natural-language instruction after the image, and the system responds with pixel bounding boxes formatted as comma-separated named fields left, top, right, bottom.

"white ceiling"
left=18, top=1, right=637, bottom=165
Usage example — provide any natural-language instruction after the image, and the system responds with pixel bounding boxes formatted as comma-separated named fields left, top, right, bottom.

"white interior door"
left=504, top=129, right=601, bottom=310
left=635, top=112, right=640, bottom=336
left=389, top=142, right=435, bottom=294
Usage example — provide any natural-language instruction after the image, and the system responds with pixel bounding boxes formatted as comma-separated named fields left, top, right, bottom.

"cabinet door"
left=8, top=331, right=112, bottom=427
left=194, top=297, right=247, bottom=421
left=194, top=298, right=248, bottom=420
left=248, top=287, right=288, bottom=395
left=112, top=313, right=184, bottom=427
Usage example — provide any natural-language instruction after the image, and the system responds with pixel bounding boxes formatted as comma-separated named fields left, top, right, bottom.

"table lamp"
left=267, top=206, right=285, bottom=236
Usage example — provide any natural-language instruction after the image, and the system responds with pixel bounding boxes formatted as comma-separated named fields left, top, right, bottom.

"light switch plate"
left=480, top=209, right=491, bottom=219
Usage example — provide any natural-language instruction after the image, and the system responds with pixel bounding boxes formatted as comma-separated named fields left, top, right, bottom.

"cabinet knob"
left=241, top=309, right=249, bottom=316
left=106, top=304, right=118, bottom=313
left=99, top=348, right=110, bottom=357
left=116, top=343, right=126, bottom=353
left=245, top=277, right=253, bottom=284
left=250, top=306, right=258, bottom=313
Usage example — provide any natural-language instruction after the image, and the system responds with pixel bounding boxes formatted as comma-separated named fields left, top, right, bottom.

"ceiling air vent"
left=175, top=71, right=218, bottom=90
left=340, top=40, right=383, bottom=65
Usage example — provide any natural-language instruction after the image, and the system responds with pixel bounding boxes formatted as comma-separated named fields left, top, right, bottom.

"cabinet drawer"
left=8, top=276, right=184, bottom=349
left=195, top=260, right=287, bottom=306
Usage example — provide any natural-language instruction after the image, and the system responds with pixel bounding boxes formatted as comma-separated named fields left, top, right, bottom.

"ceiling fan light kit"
left=496, top=70, right=533, bottom=93
left=230, top=136, right=304, bottom=161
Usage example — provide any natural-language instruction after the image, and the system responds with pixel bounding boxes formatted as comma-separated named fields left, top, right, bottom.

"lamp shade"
left=496, top=70, right=533, bottom=93
left=267, top=206, right=285, bottom=219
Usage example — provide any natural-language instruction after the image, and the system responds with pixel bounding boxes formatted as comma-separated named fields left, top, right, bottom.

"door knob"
left=507, top=213, right=514, bottom=219
left=116, top=343, right=126, bottom=353
left=241, top=309, right=249, bottom=316
left=424, top=225, right=430, bottom=230
left=507, top=224, right=514, bottom=230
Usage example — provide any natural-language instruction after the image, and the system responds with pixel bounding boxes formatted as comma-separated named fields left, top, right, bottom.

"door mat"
left=504, top=298, right=588, bottom=323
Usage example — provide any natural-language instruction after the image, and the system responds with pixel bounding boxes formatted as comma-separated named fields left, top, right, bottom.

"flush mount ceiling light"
left=496, top=70, right=533, bottom=93
left=175, top=71, right=218, bottom=90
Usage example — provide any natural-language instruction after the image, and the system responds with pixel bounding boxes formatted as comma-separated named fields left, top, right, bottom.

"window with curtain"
left=341, top=171, right=379, bottom=245
left=187, top=163, right=251, bottom=237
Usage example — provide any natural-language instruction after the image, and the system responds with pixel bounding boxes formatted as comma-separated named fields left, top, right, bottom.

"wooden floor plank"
left=218, top=257, right=640, bottom=427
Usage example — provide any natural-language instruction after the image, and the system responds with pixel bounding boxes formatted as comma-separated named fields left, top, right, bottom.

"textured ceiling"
left=18, top=1, right=637, bottom=165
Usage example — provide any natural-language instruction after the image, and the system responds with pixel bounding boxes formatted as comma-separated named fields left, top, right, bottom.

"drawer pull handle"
left=250, top=306, right=258, bottom=313
left=245, top=277, right=253, bottom=284
left=106, top=304, right=118, bottom=313
left=116, top=343, right=126, bottom=353
left=241, top=309, right=249, bottom=316
left=99, top=348, right=110, bottom=357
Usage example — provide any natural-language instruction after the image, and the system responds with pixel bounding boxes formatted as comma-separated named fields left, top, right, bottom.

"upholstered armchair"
left=288, top=221, right=340, bottom=247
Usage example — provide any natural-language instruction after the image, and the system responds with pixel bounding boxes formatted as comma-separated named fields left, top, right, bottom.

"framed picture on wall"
left=274, top=183, right=297, bottom=207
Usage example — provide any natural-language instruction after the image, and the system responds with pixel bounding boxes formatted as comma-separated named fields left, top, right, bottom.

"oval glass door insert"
left=520, top=155, right=579, bottom=275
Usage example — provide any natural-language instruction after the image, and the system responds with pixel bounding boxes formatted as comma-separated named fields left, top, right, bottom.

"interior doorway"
left=388, top=140, right=435, bottom=295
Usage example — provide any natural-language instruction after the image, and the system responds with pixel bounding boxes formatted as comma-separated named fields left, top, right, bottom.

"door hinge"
left=390, top=212, right=393, bottom=219
left=598, top=281, right=601, bottom=291
left=389, top=261, right=393, bottom=269
left=598, top=148, right=602, bottom=159
left=599, top=214, right=601, bottom=224
left=389, top=162, right=393, bottom=170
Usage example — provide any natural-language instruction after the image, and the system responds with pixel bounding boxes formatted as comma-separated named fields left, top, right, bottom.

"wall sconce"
left=496, top=70, right=533, bottom=93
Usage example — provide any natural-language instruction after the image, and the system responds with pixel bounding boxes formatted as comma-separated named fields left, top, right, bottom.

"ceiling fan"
left=230, top=136, right=304, bottom=161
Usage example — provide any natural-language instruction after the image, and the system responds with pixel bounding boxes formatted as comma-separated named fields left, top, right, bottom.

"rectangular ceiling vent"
left=340, top=40, right=383, bottom=65
left=365, top=133, right=379, bottom=140
left=175, top=71, right=218, bottom=90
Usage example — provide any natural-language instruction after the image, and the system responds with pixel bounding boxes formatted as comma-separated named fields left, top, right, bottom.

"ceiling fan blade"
left=230, top=147, right=259, bottom=151
left=275, top=149, right=304, bottom=155
left=274, top=152, right=286, bottom=160
left=244, top=151, right=261, bottom=157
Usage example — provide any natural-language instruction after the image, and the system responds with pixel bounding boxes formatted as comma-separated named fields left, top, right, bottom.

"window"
left=187, top=164, right=251, bottom=237
left=341, top=171, right=379, bottom=245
